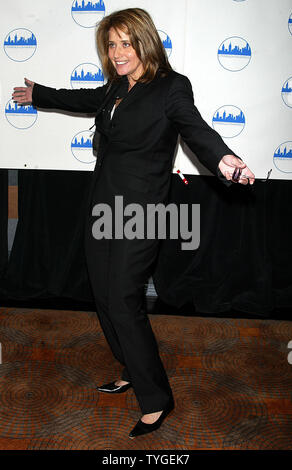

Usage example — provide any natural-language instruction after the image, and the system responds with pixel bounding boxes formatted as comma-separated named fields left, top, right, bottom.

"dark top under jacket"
left=32, top=69, right=238, bottom=205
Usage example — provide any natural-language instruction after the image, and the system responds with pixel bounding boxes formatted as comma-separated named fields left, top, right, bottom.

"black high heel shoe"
left=96, top=381, right=132, bottom=393
left=128, top=401, right=174, bottom=438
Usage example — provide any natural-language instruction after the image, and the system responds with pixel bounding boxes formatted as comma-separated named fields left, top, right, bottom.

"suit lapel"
left=89, top=74, right=160, bottom=202
left=97, top=70, right=162, bottom=119
left=94, top=79, right=122, bottom=118
left=111, top=80, right=149, bottom=119
left=94, top=75, right=158, bottom=137
left=94, top=77, right=149, bottom=135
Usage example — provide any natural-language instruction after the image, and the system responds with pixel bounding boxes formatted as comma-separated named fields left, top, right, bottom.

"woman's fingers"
left=237, top=173, right=255, bottom=185
left=222, top=167, right=255, bottom=185
left=239, top=176, right=248, bottom=185
left=12, top=88, right=31, bottom=104
left=12, top=91, right=27, bottom=98
left=13, top=87, right=28, bottom=93
left=12, top=79, right=34, bottom=104
left=12, top=87, right=28, bottom=99
left=240, top=167, right=255, bottom=185
left=14, top=96, right=29, bottom=103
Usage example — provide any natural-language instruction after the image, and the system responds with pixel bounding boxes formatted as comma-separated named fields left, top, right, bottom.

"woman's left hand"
left=218, top=154, right=255, bottom=185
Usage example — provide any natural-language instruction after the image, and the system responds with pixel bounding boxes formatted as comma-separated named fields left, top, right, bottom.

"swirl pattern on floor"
left=0, top=307, right=292, bottom=450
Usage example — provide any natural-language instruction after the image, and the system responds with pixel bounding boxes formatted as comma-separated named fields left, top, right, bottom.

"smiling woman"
left=96, top=7, right=172, bottom=84
left=11, top=6, right=255, bottom=441
left=107, top=28, right=144, bottom=89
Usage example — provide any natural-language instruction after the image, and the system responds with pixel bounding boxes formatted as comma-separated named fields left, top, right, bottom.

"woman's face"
left=108, top=27, right=144, bottom=82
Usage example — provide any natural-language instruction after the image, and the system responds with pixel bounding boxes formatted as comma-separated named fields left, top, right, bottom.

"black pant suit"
left=31, top=70, right=236, bottom=413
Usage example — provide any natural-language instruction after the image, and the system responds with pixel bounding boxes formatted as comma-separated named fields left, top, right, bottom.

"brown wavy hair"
left=96, top=8, right=172, bottom=83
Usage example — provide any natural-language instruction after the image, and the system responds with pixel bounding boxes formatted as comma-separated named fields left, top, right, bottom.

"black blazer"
left=32, top=70, right=237, bottom=204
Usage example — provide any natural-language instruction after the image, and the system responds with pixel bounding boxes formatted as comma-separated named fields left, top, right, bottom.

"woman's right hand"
left=12, top=78, right=35, bottom=105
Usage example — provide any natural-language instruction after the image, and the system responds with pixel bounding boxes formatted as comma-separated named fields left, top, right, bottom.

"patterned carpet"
left=0, top=307, right=291, bottom=450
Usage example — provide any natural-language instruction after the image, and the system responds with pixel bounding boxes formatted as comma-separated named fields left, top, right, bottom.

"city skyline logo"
left=282, top=77, right=292, bottom=108
left=289, top=13, right=292, bottom=36
left=4, top=28, right=37, bottom=62
left=273, top=141, right=292, bottom=174
left=71, top=0, right=106, bottom=28
left=71, top=131, right=96, bottom=163
left=5, top=99, right=37, bottom=129
left=217, top=36, right=251, bottom=71
left=158, top=30, right=172, bottom=58
left=212, top=105, right=245, bottom=138
left=70, top=63, right=104, bottom=89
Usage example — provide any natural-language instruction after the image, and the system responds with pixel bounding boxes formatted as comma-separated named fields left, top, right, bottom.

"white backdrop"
left=0, top=0, right=291, bottom=180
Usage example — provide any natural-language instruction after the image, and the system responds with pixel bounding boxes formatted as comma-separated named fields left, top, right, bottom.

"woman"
left=12, top=7, right=255, bottom=438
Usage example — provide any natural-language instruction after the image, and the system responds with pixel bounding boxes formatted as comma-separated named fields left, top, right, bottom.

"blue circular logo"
left=212, top=105, right=245, bottom=138
left=71, top=131, right=95, bottom=163
left=5, top=99, right=37, bottom=129
left=288, top=13, right=292, bottom=35
left=218, top=36, right=251, bottom=71
left=71, top=0, right=106, bottom=28
left=4, top=28, right=37, bottom=62
left=70, top=63, right=104, bottom=89
left=281, top=77, right=292, bottom=108
left=158, top=30, right=172, bottom=58
left=273, top=141, right=292, bottom=174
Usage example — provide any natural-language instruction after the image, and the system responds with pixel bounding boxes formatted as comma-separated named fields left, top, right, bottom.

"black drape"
left=0, top=170, right=8, bottom=279
left=153, top=175, right=292, bottom=315
left=0, top=169, right=291, bottom=317
left=1, top=169, right=93, bottom=302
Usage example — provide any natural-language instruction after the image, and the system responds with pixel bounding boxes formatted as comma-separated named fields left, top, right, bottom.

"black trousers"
left=84, top=184, right=174, bottom=414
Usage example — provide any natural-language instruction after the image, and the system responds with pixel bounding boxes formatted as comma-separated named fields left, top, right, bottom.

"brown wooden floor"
left=0, top=307, right=291, bottom=450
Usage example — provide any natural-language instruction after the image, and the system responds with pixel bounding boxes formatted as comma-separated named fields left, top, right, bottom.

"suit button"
left=111, top=123, right=115, bottom=129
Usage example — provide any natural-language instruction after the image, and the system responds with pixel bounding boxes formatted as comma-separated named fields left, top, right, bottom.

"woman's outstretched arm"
left=165, top=73, right=255, bottom=185
left=12, top=77, right=109, bottom=114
